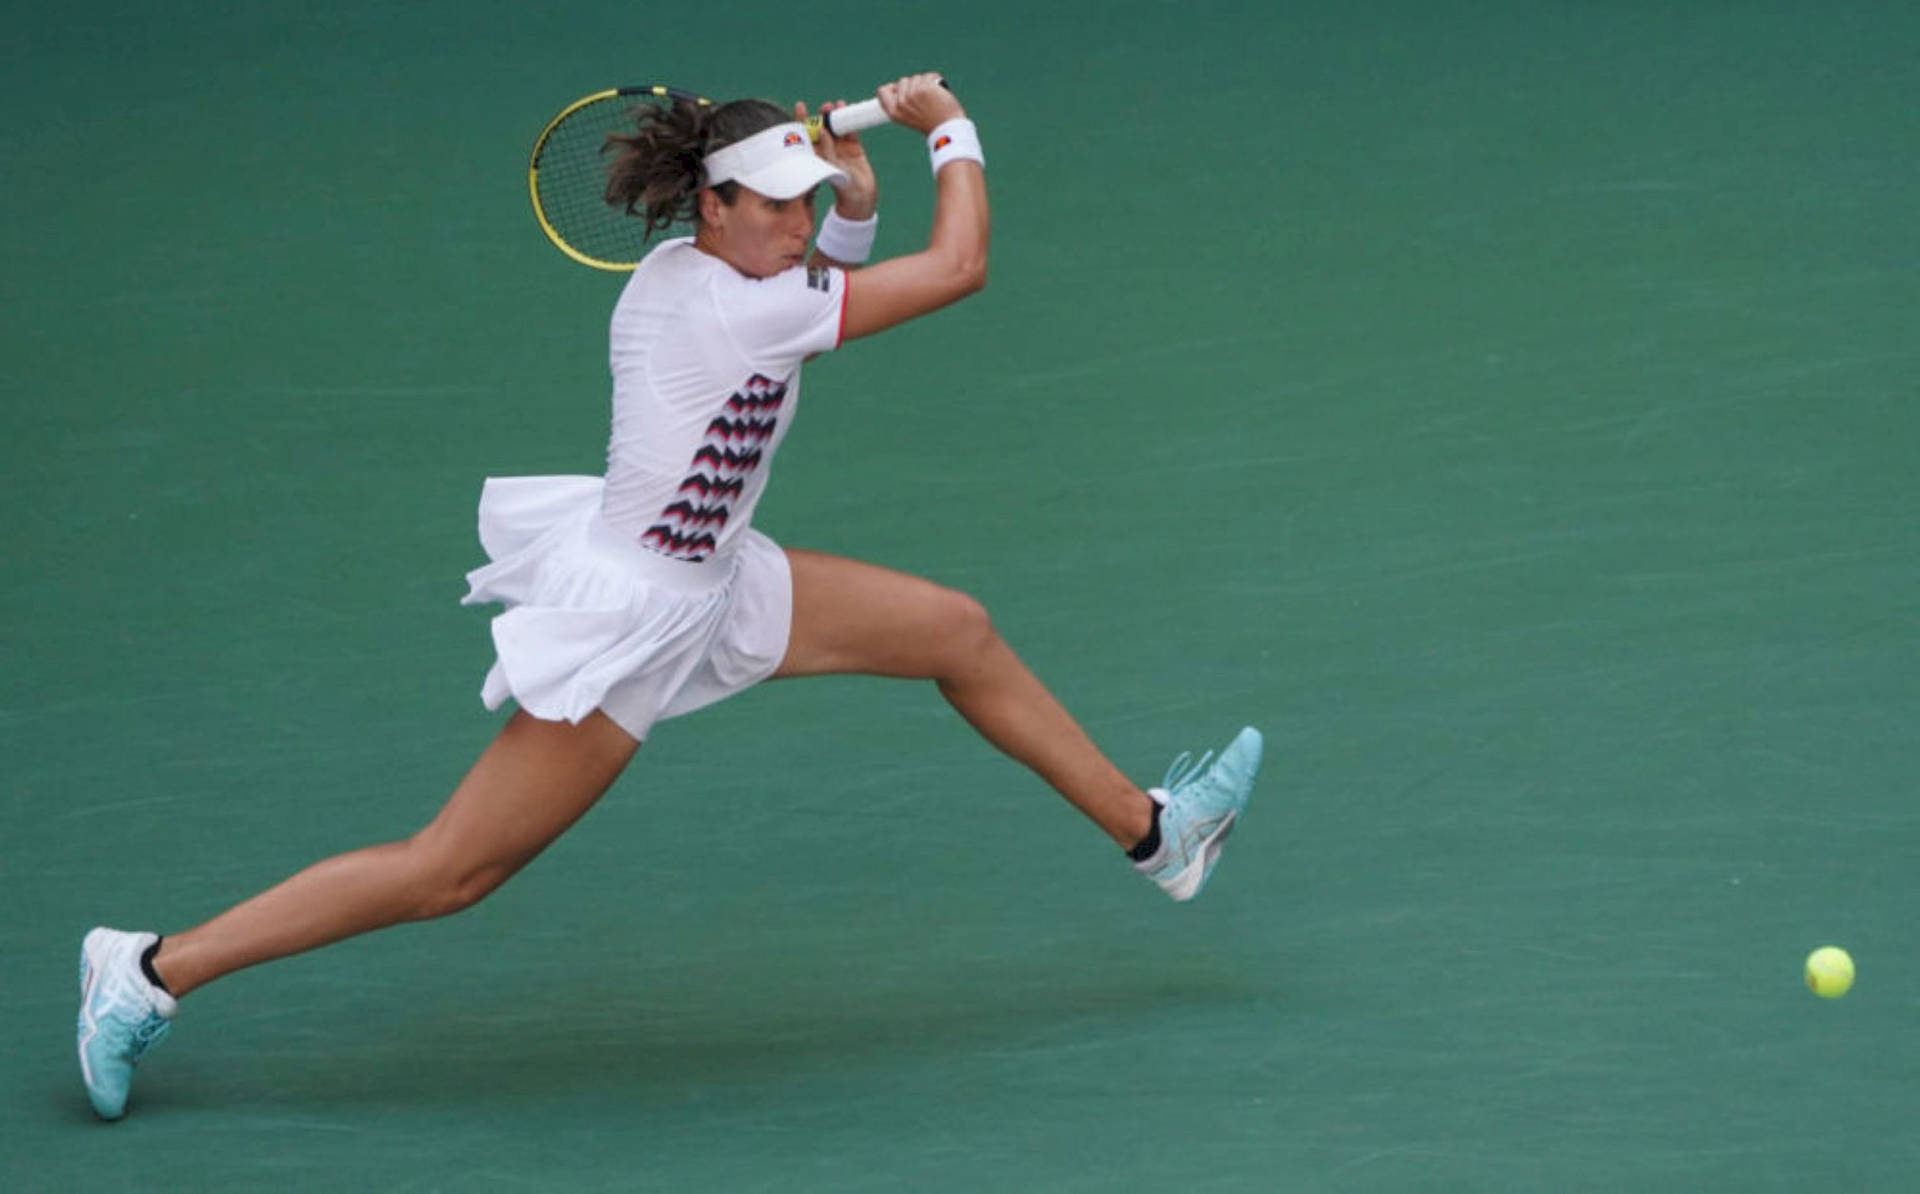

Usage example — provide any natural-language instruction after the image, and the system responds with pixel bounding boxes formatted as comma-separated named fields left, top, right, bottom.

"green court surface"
left=5, top=2, right=1917, bottom=1189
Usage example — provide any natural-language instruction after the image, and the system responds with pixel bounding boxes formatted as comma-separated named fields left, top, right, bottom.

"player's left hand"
left=797, top=100, right=876, bottom=220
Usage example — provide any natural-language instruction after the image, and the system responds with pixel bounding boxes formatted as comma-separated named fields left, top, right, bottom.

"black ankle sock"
left=139, top=937, right=171, bottom=995
left=1127, top=800, right=1164, bottom=862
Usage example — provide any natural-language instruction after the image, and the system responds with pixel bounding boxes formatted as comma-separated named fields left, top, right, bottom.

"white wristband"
left=815, top=209, right=878, bottom=264
left=927, top=118, right=984, bottom=175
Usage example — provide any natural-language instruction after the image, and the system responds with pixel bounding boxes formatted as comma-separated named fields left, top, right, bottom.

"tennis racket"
left=528, top=86, right=901, bottom=272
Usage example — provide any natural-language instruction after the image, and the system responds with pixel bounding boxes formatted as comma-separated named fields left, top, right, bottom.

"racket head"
left=528, top=85, right=712, bottom=271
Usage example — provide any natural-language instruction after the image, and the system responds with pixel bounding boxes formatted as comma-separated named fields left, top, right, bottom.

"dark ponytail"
left=603, top=97, right=789, bottom=241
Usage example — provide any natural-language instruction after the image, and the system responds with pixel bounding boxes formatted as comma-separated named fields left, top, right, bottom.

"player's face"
left=707, top=186, right=817, bottom=278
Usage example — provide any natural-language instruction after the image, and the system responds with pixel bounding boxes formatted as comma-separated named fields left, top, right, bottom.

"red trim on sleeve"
left=835, top=271, right=849, bottom=349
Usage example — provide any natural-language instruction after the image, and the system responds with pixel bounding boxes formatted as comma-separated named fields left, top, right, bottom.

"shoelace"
left=1161, top=749, right=1216, bottom=794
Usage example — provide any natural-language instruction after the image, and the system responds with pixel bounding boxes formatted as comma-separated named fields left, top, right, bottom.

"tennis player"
left=76, top=72, right=1263, bottom=1120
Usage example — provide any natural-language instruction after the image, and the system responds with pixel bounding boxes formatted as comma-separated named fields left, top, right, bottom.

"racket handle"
left=822, top=98, right=889, bottom=137
left=816, top=81, right=953, bottom=138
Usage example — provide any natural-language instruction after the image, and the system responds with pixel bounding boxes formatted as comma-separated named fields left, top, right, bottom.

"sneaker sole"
left=76, top=929, right=120, bottom=1119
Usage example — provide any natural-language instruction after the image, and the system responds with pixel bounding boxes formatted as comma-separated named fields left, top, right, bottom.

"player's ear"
left=697, top=187, right=724, bottom=230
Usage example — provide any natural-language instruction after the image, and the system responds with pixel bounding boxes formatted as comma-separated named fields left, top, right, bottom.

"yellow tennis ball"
left=1806, top=946, right=1854, bottom=998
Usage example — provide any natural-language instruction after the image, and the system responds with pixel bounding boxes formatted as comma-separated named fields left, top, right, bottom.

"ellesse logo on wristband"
left=933, top=135, right=952, bottom=150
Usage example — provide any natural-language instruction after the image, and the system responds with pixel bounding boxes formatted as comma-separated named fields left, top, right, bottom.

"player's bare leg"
left=150, top=709, right=639, bottom=998
left=775, top=548, right=1154, bottom=848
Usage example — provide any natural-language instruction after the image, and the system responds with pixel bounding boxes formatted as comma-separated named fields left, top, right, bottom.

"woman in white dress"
left=76, top=72, right=1262, bottom=1120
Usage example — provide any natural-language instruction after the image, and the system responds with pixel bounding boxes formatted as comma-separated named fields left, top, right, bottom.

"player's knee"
left=405, top=842, right=513, bottom=921
left=933, top=586, right=999, bottom=668
left=416, top=867, right=511, bottom=920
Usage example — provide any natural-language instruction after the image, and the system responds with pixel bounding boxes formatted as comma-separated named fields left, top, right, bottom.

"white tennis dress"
left=462, top=237, right=847, bottom=740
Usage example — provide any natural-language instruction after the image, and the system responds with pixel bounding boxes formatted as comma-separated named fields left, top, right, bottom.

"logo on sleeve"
left=806, top=267, right=831, bottom=292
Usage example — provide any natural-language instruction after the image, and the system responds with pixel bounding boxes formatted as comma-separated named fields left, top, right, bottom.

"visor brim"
left=731, top=154, right=849, bottom=200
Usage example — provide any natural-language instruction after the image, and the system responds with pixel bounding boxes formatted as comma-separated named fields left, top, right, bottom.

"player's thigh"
left=775, top=548, right=991, bottom=680
left=409, top=709, right=639, bottom=883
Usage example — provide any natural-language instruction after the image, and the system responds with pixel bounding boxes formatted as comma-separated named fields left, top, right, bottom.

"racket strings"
left=534, top=94, right=686, bottom=267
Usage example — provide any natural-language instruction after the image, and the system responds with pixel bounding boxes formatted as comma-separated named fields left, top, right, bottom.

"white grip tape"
left=823, top=98, right=890, bottom=136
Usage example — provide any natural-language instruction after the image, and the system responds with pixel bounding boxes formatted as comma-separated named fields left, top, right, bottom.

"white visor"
left=701, top=122, right=848, bottom=199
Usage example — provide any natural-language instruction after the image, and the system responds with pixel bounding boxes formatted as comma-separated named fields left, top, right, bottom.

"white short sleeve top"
left=600, top=237, right=846, bottom=562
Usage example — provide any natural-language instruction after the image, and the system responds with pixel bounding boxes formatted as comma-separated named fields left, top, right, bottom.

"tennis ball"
left=1805, top=946, right=1854, bottom=998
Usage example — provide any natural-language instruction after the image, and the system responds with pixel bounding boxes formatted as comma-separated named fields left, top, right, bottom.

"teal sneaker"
left=1134, top=727, right=1264, bottom=901
left=78, top=927, right=176, bottom=1120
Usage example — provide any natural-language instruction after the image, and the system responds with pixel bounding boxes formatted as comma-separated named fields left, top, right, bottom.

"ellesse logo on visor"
left=783, top=131, right=804, bottom=147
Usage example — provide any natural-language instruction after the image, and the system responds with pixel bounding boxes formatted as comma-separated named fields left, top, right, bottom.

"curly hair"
left=603, top=97, right=789, bottom=241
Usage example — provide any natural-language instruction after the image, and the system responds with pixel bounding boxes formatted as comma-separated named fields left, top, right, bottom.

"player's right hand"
left=876, top=72, right=963, bottom=134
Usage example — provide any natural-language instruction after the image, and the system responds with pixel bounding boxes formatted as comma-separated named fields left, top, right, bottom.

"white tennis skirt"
left=460, top=475, right=792, bottom=741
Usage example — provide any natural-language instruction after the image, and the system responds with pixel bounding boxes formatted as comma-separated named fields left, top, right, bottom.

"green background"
left=5, top=2, right=1916, bottom=1189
